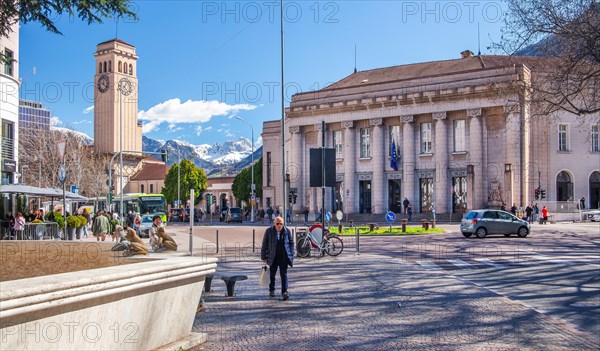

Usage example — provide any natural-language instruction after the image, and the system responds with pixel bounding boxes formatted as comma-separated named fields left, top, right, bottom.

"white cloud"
left=138, top=98, right=257, bottom=133
left=83, top=106, right=94, bottom=114
left=50, top=116, right=62, bottom=126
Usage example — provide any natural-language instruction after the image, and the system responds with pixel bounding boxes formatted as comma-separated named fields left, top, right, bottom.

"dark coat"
left=261, top=225, right=294, bottom=267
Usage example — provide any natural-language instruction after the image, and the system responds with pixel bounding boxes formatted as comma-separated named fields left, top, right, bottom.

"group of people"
left=507, top=202, right=550, bottom=224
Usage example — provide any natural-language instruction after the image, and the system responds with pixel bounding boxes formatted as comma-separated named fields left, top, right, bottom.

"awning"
left=0, top=184, right=88, bottom=201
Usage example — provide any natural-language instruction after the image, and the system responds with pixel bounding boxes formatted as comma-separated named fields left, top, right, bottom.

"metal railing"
left=1, top=222, right=60, bottom=240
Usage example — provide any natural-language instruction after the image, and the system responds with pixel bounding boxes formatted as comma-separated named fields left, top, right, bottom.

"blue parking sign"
left=385, top=211, right=396, bottom=223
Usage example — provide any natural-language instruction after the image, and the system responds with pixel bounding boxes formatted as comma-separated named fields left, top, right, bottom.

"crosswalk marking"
left=447, top=259, right=473, bottom=268
left=417, top=261, right=442, bottom=270
left=474, top=258, right=506, bottom=269
left=528, top=254, right=574, bottom=266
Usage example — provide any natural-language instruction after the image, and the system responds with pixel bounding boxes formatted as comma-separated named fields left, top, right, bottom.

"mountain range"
left=142, top=136, right=262, bottom=176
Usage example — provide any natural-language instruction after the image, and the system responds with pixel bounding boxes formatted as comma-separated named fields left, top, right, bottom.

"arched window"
left=589, top=171, right=600, bottom=209
left=118, top=61, right=122, bottom=73
left=108, top=60, right=112, bottom=72
left=98, top=62, right=102, bottom=73
left=556, top=171, right=573, bottom=202
left=103, top=61, right=107, bottom=73
left=129, top=64, right=133, bottom=75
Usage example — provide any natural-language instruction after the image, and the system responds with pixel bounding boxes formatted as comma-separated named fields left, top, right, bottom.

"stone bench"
left=204, top=272, right=248, bottom=297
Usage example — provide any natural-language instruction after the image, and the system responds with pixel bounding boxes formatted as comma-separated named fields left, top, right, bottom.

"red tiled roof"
left=130, top=163, right=170, bottom=181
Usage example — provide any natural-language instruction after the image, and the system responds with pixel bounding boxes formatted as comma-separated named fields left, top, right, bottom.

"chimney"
left=461, top=50, right=474, bottom=59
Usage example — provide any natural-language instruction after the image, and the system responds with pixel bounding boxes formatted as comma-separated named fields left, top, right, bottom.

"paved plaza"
left=186, top=225, right=599, bottom=351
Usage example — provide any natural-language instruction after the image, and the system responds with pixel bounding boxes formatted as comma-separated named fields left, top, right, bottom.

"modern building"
left=262, top=51, right=600, bottom=218
left=0, top=22, right=20, bottom=185
left=18, top=99, right=51, bottom=133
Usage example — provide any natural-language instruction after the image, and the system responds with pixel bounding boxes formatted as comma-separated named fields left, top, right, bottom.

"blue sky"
left=18, top=1, right=507, bottom=146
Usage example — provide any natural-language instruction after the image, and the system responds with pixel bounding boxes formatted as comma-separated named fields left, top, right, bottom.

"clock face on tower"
left=97, top=74, right=109, bottom=93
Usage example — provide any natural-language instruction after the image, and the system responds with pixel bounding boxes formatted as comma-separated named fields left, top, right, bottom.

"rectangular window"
left=453, top=120, right=465, bottom=152
left=388, top=125, right=400, bottom=156
left=558, top=124, right=568, bottom=151
left=592, top=125, right=599, bottom=152
left=333, top=130, right=343, bottom=159
left=141, top=184, right=145, bottom=193
left=267, top=152, right=272, bottom=186
left=420, top=122, right=432, bottom=154
left=3, top=49, right=14, bottom=76
left=150, top=184, right=154, bottom=193
left=360, top=128, right=371, bottom=158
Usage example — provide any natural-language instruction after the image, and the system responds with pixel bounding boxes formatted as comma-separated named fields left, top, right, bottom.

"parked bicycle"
left=296, top=228, right=343, bottom=257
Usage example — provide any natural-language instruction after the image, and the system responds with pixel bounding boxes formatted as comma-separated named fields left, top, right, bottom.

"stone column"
left=343, top=121, right=357, bottom=214
left=371, top=118, right=385, bottom=214
left=433, top=112, right=449, bottom=214
left=402, top=116, right=415, bottom=210
left=468, top=108, right=483, bottom=209
left=289, top=126, right=303, bottom=210
left=505, top=109, right=520, bottom=207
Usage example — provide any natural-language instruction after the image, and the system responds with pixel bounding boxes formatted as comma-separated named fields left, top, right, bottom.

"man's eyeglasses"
left=274, top=222, right=283, bottom=225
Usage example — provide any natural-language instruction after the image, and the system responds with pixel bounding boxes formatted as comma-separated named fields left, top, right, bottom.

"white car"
left=138, top=215, right=154, bottom=237
left=587, top=210, right=600, bottom=222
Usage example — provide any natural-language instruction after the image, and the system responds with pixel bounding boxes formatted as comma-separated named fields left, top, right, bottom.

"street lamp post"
left=177, top=147, right=181, bottom=209
left=118, top=78, right=133, bottom=224
left=236, top=116, right=255, bottom=222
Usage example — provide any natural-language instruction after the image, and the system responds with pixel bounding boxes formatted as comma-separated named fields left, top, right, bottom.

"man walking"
left=261, top=216, right=294, bottom=301
left=403, top=198, right=410, bottom=214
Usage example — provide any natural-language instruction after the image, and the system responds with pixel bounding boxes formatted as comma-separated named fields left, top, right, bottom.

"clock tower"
left=93, top=39, right=142, bottom=154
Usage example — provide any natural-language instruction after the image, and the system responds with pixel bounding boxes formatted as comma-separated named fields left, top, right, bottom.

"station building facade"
left=262, top=52, right=600, bottom=217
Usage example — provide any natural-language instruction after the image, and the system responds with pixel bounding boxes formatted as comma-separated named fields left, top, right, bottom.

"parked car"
left=138, top=214, right=154, bottom=238
left=460, top=209, right=530, bottom=238
left=587, top=210, right=600, bottom=222
left=225, top=207, right=243, bottom=223
left=169, top=208, right=186, bottom=222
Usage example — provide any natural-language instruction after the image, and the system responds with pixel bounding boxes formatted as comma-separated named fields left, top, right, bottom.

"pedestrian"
left=266, top=206, right=274, bottom=224
left=148, top=215, right=163, bottom=252
left=407, top=204, right=413, bottom=222
left=133, top=213, right=142, bottom=234
left=525, top=204, right=533, bottom=223
left=403, top=198, right=410, bottom=214
left=286, top=208, right=292, bottom=224
left=541, top=206, right=549, bottom=224
left=580, top=197, right=586, bottom=210
left=92, top=210, right=110, bottom=241
left=303, top=206, right=309, bottom=223
left=510, top=203, right=517, bottom=216
left=82, top=208, right=91, bottom=238
left=261, top=216, right=294, bottom=301
left=533, top=202, right=539, bottom=222
left=13, top=212, right=25, bottom=240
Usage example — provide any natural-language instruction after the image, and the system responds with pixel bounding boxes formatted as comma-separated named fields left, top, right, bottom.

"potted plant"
left=75, top=215, right=87, bottom=239
left=65, top=216, right=80, bottom=240
left=45, top=211, right=65, bottom=239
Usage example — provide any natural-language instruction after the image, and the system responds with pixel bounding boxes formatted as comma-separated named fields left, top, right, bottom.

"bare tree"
left=18, top=128, right=109, bottom=197
left=495, top=0, right=600, bottom=117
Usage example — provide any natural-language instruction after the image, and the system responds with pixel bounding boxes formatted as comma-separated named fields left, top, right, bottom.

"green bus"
left=113, top=193, right=168, bottom=222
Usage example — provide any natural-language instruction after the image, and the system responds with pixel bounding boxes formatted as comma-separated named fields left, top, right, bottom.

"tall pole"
left=236, top=116, right=255, bottom=222
left=280, top=0, right=286, bottom=221
left=118, top=78, right=132, bottom=224
left=177, top=148, right=181, bottom=208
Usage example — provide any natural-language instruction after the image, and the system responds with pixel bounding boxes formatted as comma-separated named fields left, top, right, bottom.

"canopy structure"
left=0, top=184, right=88, bottom=201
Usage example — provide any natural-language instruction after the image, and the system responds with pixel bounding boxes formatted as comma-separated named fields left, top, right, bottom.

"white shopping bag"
left=259, top=265, right=269, bottom=287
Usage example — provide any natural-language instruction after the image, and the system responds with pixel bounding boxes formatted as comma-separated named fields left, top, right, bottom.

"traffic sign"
left=58, top=165, right=66, bottom=184
left=70, top=185, right=78, bottom=194
left=336, top=210, right=343, bottom=221
left=325, top=211, right=332, bottom=223
left=385, top=211, right=396, bottom=223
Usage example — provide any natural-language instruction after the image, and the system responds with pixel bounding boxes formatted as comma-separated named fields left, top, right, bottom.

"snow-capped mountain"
left=142, top=136, right=262, bottom=176
left=51, top=126, right=94, bottom=146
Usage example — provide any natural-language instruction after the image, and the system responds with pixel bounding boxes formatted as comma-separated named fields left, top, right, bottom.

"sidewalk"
left=192, top=252, right=599, bottom=350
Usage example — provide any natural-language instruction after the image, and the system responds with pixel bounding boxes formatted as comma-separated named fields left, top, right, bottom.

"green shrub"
left=76, top=215, right=87, bottom=226
left=66, top=216, right=80, bottom=228
left=45, top=211, right=65, bottom=228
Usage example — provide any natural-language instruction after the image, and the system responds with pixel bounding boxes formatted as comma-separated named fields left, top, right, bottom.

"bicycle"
left=296, top=228, right=343, bottom=257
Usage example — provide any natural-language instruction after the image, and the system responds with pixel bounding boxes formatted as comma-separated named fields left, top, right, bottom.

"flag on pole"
left=390, top=139, right=398, bottom=171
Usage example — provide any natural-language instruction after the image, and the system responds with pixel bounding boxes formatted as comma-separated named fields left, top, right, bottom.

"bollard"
left=431, top=220, right=436, bottom=229
left=421, top=219, right=427, bottom=229
left=349, top=220, right=354, bottom=228
left=401, top=219, right=407, bottom=233
left=338, top=224, right=343, bottom=234
left=252, top=229, right=255, bottom=253
left=369, top=223, right=375, bottom=232
left=216, top=230, right=219, bottom=254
